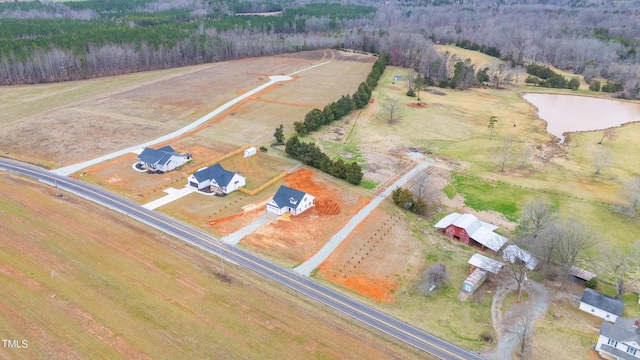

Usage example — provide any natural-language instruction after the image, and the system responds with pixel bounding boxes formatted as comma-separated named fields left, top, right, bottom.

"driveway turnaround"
left=294, top=159, right=434, bottom=276
left=1, top=158, right=485, bottom=360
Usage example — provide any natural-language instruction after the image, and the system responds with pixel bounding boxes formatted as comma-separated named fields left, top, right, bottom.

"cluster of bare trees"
left=369, top=0, right=640, bottom=95
left=506, top=197, right=639, bottom=301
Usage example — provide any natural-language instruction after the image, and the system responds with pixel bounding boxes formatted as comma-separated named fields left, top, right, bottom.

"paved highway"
left=0, top=158, right=485, bottom=360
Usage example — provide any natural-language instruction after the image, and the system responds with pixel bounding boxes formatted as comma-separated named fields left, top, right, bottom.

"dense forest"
left=1, top=0, right=638, bottom=98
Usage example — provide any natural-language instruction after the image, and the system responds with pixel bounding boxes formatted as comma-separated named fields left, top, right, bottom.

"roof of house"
left=581, top=288, right=626, bottom=316
left=570, top=266, right=597, bottom=281
left=468, top=253, right=504, bottom=274
left=502, top=245, right=539, bottom=271
left=598, top=344, right=637, bottom=360
left=271, top=185, right=311, bottom=209
left=191, top=164, right=239, bottom=186
left=434, top=213, right=507, bottom=252
left=600, top=317, right=640, bottom=355
left=138, top=145, right=179, bottom=165
left=464, top=268, right=488, bottom=286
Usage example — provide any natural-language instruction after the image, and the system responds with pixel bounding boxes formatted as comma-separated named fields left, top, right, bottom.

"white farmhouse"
left=187, top=164, right=245, bottom=194
left=580, top=288, right=626, bottom=323
left=266, top=185, right=315, bottom=216
left=596, top=317, right=640, bottom=359
left=137, top=145, right=191, bottom=173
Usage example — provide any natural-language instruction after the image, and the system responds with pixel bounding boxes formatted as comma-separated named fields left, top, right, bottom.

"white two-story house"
left=596, top=317, right=640, bottom=360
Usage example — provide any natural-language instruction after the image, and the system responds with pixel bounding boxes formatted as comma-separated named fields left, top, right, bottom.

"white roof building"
left=502, top=245, right=539, bottom=271
left=434, top=212, right=508, bottom=253
left=468, top=253, right=505, bottom=274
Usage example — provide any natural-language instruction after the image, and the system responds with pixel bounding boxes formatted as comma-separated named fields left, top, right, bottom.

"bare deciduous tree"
left=498, top=139, right=513, bottom=172
left=518, top=198, right=555, bottom=239
left=519, top=145, right=532, bottom=170
left=555, top=218, right=597, bottom=288
left=506, top=304, right=536, bottom=358
left=622, top=176, right=640, bottom=218
left=406, top=68, right=416, bottom=91
left=409, top=171, right=440, bottom=217
left=382, top=97, right=401, bottom=124
left=592, top=147, right=613, bottom=175
left=533, top=221, right=564, bottom=265
left=502, top=240, right=534, bottom=302
left=598, top=128, right=618, bottom=144
left=419, top=263, right=449, bottom=294
left=601, top=240, right=640, bottom=299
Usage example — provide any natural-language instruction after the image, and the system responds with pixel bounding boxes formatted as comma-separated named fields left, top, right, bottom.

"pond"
left=523, top=93, right=640, bottom=143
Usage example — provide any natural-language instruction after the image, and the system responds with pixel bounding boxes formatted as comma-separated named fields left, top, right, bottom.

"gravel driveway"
left=485, top=278, right=550, bottom=360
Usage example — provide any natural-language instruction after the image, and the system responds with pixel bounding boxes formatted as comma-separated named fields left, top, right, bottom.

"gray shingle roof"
left=581, top=288, right=625, bottom=316
left=192, top=164, right=236, bottom=186
left=138, top=146, right=178, bottom=165
left=272, top=185, right=307, bottom=209
left=600, top=318, right=640, bottom=355
left=599, top=344, right=637, bottom=360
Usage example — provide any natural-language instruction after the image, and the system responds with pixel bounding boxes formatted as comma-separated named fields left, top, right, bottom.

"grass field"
left=0, top=173, right=427, bottom=360
left=0, top=50, right=374, bottom=167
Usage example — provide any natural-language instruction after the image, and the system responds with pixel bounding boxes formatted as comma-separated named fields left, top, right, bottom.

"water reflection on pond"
left=523, top=93, right=640, bottom=143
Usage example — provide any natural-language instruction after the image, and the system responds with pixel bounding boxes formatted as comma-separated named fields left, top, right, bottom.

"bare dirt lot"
left=318, top=204, right=424, bottom=302
left=0, top=173, right=425, bottom=359
left=0, top=50, right=375, bottom=168
left=237, top=169, right=367, bottom=267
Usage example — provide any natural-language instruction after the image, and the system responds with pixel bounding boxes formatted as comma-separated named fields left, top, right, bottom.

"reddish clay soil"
left=238, top=169, right=367, bottom=265
left=406, top=102, right=427, bottom=108
left=318, top=207, right=424, bottom=303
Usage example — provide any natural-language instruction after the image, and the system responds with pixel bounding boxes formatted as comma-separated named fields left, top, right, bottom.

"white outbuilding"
left=243, top=147, right=257, bottom=158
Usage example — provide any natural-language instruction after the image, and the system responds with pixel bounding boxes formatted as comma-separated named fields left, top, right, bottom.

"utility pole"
left=53, top=176, right=61, bottom=197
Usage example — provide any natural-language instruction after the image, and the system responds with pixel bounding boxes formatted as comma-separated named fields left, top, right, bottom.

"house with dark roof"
left=137, top=145, right=191, bottom=173
left=187, top=164, right=245, bottom=194
left=595, top=317, right=640, bottom=360
left=266, top=185, right=315, bottom=216
left=580, top=288, right=626, bottom=323
left=433, top=213, right=508, bottom=253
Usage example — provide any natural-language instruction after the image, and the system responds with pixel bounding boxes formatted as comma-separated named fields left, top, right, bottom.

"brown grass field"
left=0, top=49, right=375, bottom=167
left=0, top=173, right=427, bottom=360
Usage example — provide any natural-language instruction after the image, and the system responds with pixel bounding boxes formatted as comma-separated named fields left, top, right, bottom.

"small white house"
left=579, top=288, right=625, bottom=323
left=187, top=164, right=245, bottom=194
left=266, top=185, right=315, bottom=216
left=138, top=145, right=191, bottom=173
left=595, top=317, right=640, bottom=359
left=244, top=147, right=257, bottom=158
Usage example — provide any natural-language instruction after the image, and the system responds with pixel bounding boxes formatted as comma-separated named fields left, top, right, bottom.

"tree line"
left=285, top=136, right=363, bottom=185
left=293, top=52, right=388, bottom=136
left=0, top=2, right=376, bottom=85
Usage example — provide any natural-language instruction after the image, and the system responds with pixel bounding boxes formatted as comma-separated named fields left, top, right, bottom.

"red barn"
left=434, top=213, right=508, bottom=253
